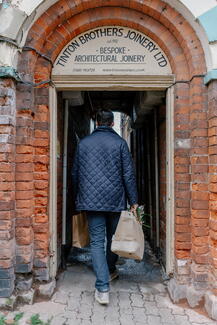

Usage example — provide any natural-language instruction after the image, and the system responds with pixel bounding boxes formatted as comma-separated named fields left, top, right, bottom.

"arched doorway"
left=49, top=23, right=175, bottom=273
left=15, top=0, right=210, bottom=308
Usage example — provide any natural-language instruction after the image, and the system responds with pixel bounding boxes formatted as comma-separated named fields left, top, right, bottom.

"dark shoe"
left=116, top=257, right=125, bottom=265
left=109, top=270, right=119, bottom=282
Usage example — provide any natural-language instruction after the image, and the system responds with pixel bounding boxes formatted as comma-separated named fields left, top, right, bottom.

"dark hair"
left=96, top=110, right=114, bottom=126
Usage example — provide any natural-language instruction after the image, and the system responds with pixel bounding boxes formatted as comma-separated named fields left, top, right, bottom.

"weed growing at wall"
left=0, top=313, right=51, bottom=325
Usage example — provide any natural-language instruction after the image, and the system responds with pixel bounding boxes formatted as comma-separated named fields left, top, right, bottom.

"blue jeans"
left=86, top=211, right=121, bottom=292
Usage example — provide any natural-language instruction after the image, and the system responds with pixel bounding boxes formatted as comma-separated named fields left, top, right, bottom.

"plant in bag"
left=137, top=205, right=151, bottom=230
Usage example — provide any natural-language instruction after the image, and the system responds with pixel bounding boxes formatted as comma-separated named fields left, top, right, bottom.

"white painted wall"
left=10, top=0, right=217, bottom=19
left=210, top=44, right=217, bottom=70
left=180, top=0, right=217, bottom=18
left=0, top=43, right=18, bottom=68
left=9, top=0, right=55, bottom=18
left=113, top=112, right=121, bottom=136
left=12, top=0, right=44, bottom=16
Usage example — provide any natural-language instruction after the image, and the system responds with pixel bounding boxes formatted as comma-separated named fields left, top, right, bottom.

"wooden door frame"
left=49, top=74, right=175, bottom=278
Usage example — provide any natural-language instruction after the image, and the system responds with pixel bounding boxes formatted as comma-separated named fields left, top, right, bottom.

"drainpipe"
left=62, top=100, right=69, bottom=246
left=154, top=108, right=160, bottom=254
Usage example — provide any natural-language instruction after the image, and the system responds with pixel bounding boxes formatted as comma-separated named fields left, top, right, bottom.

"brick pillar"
left=0, top=79, right=16, bottom=297
left=190, top=78, right=209, bottom=294
left=174, top=83, right=191, bottom=278
left=15, top=84, right=34, bottom=273
left=208, top=80, right=217, bottom=287
left=204, top=80, right=217, bottom=321
left=33, top=87, right=50, bottom=281
left=168, top=83, right=192, bottom=302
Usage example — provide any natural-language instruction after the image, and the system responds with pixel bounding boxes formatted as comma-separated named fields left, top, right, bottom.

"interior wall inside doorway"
left=130, top=102, right=166, bottom=264
left=56, top=90, right=167, bottom=268
left=158, top=105, right=167, bottom=264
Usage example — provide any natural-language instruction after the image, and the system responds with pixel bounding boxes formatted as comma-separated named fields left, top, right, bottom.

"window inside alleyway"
left=56, top=90, right=167, bottom=282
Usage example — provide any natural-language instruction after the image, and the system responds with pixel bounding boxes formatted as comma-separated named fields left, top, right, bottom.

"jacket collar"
left=93, top=126, right=117, bottom=135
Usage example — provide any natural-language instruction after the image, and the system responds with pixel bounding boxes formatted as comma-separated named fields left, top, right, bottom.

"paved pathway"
left=2, top=245, right=216, bottom=324
left=3, top=262, right=215, bottom=325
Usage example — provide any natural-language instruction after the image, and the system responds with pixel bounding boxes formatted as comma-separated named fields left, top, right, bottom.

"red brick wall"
left=0, top=0, right=209, bottom=298
left=33, top=86, right=50, bottom=281
left=0, top=79, right=16, bottom=296
left=15, top=106, right=34, bottom=274
left=208, top=81, right=217, bottom=289
left=174, top=83, right=192, bottom=265
left=15, top=80, right=50, bottom=281
left=190, top=78, right=209, bottom=288
left=22, top=0, right=206, bottom=280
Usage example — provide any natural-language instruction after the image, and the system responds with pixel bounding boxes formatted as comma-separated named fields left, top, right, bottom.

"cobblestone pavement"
left=7, top=262, right=216, bottom=325
left=4, top=245, right=216, bottom=324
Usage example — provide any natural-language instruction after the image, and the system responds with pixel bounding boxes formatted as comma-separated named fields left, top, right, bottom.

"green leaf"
left=14, top=313, right=24, bottom=321
left=30, top=314, right=43, bottom=325
left=0, top=314, right=5, bottom=325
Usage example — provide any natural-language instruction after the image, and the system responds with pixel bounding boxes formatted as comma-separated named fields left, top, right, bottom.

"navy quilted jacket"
left=72, top=126, right=138, bottom=212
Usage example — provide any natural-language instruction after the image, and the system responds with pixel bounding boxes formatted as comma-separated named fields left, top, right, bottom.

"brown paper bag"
left=72, top=212, right=90, bottom=248
left=111, top=210, right=144, bottom=260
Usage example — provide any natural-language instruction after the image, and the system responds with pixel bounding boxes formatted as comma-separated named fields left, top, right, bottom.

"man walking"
left=72, top=110, right=138, bottom=305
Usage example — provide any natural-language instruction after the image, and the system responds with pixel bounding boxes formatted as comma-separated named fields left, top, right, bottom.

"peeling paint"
left=0, top=66, right=21, bottom=80
left=11, top=0, right=44, bottom=16
left=0, top=6, right=26, bottom=40
left=0, top=42, right=18, bottom=68
left=2, top=0, right=11, bottom=9
left=2, top=3, right=10, bottom=9
left=198, top=6, right=217, bottom=42
left=204, top=69, right=217, bottom=84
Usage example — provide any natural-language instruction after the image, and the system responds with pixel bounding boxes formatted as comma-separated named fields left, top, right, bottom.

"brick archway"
left=25, top=0, right=207, bottom=80
left=14, top=0, right=213, bottom=306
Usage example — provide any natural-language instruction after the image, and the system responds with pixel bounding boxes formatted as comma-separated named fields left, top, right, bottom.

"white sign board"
left=52, top=27, right=172, bottom=76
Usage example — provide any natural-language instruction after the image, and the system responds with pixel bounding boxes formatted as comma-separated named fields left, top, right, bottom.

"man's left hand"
left=130, top=204, right=139, bottom=215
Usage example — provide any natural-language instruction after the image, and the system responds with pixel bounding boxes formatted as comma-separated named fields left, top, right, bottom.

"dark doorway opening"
left=56, top=90, right=167, bottom=277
